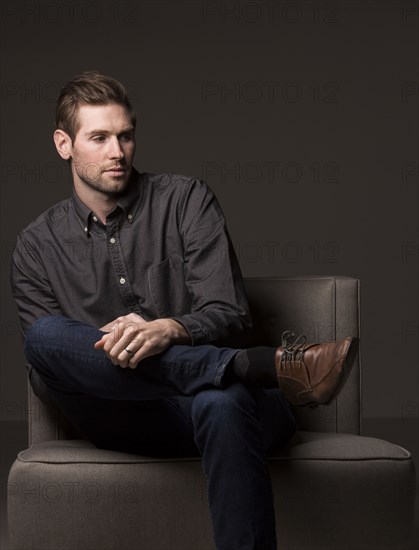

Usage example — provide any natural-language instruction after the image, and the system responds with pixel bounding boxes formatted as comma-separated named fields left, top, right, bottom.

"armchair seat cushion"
left=15, top=430, right=412, bottom=464
left=8, top=432, right=415, bottom=550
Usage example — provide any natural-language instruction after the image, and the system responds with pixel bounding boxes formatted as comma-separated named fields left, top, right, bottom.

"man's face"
left=68, top=103, right=135, bottom=195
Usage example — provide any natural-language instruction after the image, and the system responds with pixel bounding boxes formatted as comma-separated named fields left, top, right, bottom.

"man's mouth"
left=105, top=167, right=127, bottom=176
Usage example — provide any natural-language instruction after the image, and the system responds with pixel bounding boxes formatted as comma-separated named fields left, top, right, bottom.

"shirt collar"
left=71, top=167, right=144, bottom=236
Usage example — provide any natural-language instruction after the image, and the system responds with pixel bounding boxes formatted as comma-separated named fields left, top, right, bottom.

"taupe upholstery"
left=7, top=276, right=416, bottom=549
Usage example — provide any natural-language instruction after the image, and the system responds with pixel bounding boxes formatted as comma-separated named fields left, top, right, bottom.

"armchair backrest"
left=28, top=276, right=361, bottom=445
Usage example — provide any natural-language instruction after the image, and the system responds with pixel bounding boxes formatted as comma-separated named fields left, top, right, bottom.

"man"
left=11, top=71, right=355, bottom=550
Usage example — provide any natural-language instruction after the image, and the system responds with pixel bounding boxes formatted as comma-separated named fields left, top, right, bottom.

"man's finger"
left=128, top=342, right=158, bottom=367
left=116, top=343, right=139, bottom=368
left=102, top=328, right=126, bottom=353
left=107, top=329, right=141, bottom=362
left=94, top=335, right=109, bottom=349
left=94, top=328, right=115, bottom=346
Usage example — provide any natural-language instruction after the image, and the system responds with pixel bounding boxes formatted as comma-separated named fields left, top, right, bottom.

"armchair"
left=7, top=276, right=416, bottom=549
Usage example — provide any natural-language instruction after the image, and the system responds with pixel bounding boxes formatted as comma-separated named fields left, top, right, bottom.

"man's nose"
left=108, top=137, right=124, bottom=158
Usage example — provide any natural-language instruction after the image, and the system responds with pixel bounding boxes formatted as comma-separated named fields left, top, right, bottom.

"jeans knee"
left=24, top=315, right=85, bottom=365
left=24, top=315, right=99, bottom=390
left=25, top=315, right=66, bottom=352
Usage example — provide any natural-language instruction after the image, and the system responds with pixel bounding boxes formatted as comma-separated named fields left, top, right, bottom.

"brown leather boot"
left=275, top=331, right=358, bottom=407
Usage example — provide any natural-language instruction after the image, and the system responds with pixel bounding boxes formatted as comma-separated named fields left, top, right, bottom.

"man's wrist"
left=166, top=319, right=191, bottom=345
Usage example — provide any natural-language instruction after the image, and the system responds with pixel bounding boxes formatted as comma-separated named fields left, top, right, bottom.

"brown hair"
left=55, top=71, right=136, bottom=141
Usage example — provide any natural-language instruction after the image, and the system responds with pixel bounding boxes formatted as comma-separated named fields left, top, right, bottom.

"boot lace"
left=281, top=330, right=307, bottom=366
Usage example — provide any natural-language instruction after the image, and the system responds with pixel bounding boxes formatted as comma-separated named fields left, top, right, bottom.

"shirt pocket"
left=148, top=254, right=191, bottom=317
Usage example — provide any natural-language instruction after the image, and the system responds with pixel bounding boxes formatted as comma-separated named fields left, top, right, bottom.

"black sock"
left=231, top=347, right=277, bottom=388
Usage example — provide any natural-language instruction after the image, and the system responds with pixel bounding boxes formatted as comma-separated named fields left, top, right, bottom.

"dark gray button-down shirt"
left=11, top=168, right=251, bottom=345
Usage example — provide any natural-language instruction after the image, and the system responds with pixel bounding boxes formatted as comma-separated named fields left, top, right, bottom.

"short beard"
left=74, top=165, right=132, bottom=196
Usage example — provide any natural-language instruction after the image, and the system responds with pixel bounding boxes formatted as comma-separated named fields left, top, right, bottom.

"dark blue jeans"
left=24, top=315, right=297, bottom=550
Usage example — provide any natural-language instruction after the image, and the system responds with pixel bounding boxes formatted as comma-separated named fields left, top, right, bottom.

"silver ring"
left=124, top=347, right=134, bottom=355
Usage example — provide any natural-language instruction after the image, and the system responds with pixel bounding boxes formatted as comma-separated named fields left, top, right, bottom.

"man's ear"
left=53, top=129, right=73, bottom=160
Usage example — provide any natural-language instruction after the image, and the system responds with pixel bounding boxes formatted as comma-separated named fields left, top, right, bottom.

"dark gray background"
left=1, top=0, right=418, bottom=545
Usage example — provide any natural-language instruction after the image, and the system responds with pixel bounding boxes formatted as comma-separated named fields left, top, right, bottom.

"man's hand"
left=94, top=313, right=190, bottom=368
left=98, top=312, right=145, bottom=333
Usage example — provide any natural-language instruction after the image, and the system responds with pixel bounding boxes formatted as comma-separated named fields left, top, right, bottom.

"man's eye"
left=93, top=136, right=106, bottom=142
left=121, top=134, right=133, bottom=142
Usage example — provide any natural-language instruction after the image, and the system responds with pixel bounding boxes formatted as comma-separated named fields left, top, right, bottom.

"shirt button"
left=120, top=277, right=126, bottom=285
left=127, top=214, right=133, bottom=220
left=110, top=237, right=116, bottom=244
left=84, top=227, right=88, bottom=232
left=93, top=216, right=98, bottom=222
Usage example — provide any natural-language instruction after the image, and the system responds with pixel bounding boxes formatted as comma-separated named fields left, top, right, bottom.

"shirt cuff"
left=169, top=315, right=209, bottom=346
